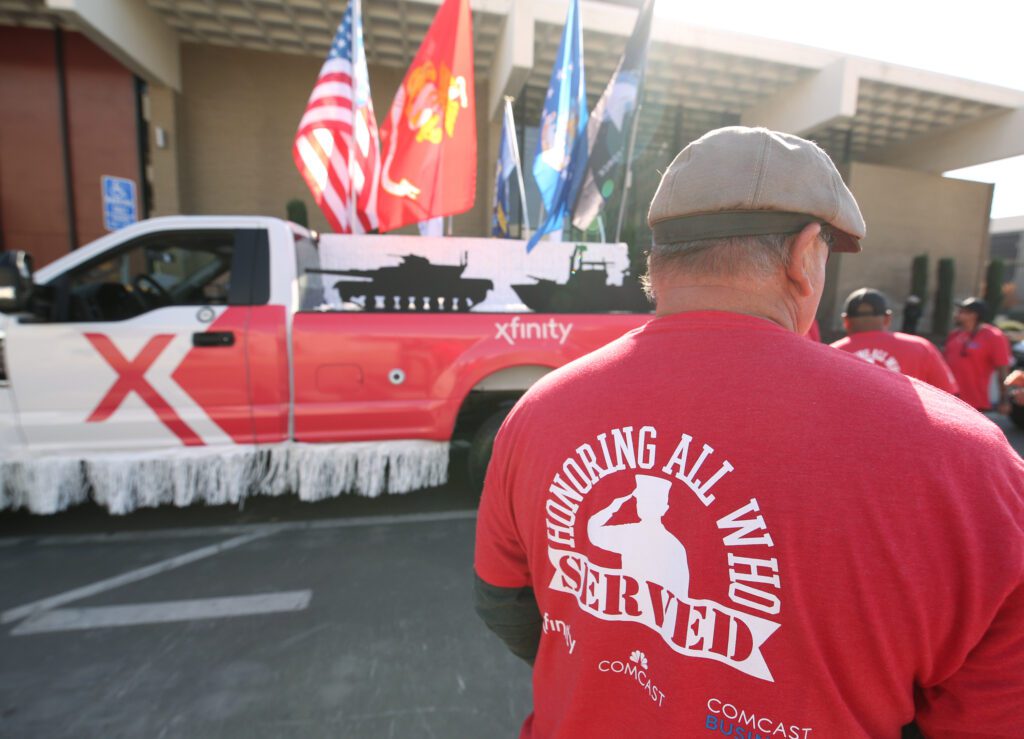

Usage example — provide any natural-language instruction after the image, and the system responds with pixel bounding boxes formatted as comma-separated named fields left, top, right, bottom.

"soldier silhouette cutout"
left=587, top=474, right=690, bottom=600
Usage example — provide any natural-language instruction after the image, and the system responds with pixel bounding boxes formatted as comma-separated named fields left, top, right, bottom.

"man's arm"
left=988, top=328, right=1014, bottom=414
left=1006, top=369, right=1024, bottom=405
left=586, top=493, right=632, bottom=549
left=474, top=573, right=542, bottom=665
left=474, top=407, right=540, bottom=664
left=997, top=365, right=1011, bottom=414
left=915, top=583, right=1024, bottom=735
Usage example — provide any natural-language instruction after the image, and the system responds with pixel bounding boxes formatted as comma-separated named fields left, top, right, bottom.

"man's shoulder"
left=891, top=332, right=939, bottom=353
left=891, top=331, right=930, bottom=344
left=901, top=376, right=1015, bottom=452
left=817, top=342, right=989, bottom=434
left=980, top=324, right=1007, bottom=341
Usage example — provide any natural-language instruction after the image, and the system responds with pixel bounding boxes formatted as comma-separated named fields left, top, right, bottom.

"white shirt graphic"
left=587, top=474, right=690, bottom=600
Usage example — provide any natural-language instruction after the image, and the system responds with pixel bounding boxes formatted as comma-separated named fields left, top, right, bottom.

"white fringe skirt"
left=0, top=441, right=450, bottom=515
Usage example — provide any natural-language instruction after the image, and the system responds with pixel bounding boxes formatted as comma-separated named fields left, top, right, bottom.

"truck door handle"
left=192, top=331, right=235, bottom=347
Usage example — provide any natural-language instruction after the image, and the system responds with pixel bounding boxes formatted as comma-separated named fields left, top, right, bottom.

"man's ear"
left=785, top=223, right=824, bottom=298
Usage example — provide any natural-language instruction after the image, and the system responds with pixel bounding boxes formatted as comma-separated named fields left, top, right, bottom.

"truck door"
left=5, top=228, right=270, bottom=456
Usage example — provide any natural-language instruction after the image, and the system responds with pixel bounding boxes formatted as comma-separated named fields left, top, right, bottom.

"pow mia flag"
left=571, top=0, right=654, bottom=232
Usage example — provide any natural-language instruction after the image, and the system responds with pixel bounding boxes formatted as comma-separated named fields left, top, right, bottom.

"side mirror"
left=0, top=250, right=34, bottom=313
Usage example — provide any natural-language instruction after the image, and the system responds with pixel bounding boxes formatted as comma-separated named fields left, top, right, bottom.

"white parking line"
left=11, top=591, right=313, bottom=636
left=25, top=509, right=478, bottom=546
left=1, top=530, right=272, bottom=625
left=2, top=510, right=478, bottom=633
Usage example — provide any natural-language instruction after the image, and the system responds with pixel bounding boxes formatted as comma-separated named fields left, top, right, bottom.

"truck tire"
left=467, top=408, right=511, bottom=494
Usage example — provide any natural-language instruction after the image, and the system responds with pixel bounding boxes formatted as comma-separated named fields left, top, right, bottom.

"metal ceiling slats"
left=0, top=0, right=1015, bottom=162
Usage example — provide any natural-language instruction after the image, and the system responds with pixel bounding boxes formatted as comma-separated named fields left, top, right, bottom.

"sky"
left=653, top=0, right=1024, bottom=220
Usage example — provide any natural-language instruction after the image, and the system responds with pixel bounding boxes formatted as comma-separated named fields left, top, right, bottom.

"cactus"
left=910, top=254, right=928, bottom=300
left=984, top=259, right=1006, bottom=321
left=932, top=258, right=955, bottom=337
left=286, top=199, right=309, bottom=227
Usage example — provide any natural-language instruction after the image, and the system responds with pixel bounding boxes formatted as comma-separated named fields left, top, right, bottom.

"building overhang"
left=1, top=0, right=1020, bottom=170
left=41, top=0, right=181, bottom=90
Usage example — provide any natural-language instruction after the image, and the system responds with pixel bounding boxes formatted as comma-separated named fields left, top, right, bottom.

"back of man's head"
left=842, top=288, right=893, bottom=333
left=644, top=126, right=865, bottom=331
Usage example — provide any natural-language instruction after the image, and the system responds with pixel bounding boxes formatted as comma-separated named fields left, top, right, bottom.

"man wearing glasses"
left=475, top=126, right=1024, bottom=739
left=943, top=297, right=1013, bottom=413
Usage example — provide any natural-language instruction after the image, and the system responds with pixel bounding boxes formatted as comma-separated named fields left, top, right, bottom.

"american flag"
left=293, top=0, right=380, bottom=233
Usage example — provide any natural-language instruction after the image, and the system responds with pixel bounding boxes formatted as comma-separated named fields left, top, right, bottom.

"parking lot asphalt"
left=0, top=510, right=533, bottom=738
left=0, top=418, right=1020, bottom=739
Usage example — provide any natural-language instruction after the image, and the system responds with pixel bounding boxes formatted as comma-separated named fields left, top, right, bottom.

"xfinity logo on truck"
left=494, top=316, right=573, bottom=346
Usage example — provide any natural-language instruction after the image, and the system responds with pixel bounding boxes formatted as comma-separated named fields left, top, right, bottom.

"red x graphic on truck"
left=85, top=333, right=204, bottom=447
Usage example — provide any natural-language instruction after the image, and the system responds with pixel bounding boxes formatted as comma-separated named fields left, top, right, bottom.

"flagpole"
left=505, top=96, right=531, bottom=237
left=614, top=103, right=642, bottom=243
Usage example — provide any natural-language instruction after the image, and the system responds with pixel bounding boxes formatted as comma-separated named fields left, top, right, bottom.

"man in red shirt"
left=830, top=287, right=958, bottom=393
left=474, top=126, right=1024, bottom=738
left=944, top=297, right=1013, bottom=412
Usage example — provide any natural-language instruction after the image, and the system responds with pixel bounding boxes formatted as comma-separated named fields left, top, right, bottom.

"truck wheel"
left=467, top=408, right=510, bottom=494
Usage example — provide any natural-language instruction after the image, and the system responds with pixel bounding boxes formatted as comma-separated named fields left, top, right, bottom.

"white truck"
left=0, top=216, right=649, bottom=514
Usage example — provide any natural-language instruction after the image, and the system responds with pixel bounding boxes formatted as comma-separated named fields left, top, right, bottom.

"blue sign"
left=101, top=175, right=138, bottom=231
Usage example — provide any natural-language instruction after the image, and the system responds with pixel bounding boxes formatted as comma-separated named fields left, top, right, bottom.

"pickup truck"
left=0, top=216, right=649, bottom=514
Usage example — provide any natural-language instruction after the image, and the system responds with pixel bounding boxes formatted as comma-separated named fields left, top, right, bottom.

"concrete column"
left=146, top=84, right=181, bottom=216
left=487, top=0, right=534, bottom=122
left=45, top=0, right=180, bottom=91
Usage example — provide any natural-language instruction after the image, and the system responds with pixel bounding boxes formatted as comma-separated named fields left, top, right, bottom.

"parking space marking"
left=1, top=529, right=272, bottom=626
left=11, top=590, right=313, bottom=636
left=24, top=508, right=478, bottom=546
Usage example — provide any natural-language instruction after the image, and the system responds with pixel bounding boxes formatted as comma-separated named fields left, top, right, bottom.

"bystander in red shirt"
left=831, top=288, right=957, bottom=393
left=944, top=298, right=1012, bottom=411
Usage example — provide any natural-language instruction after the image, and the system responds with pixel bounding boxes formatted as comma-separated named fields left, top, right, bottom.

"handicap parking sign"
left=101, top=175, right=138, bottom=231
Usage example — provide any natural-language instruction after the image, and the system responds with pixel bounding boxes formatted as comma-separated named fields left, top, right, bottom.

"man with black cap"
left=943, top=297, right=1013, bottom=413
left=475, top=126, right=1024, bottom=739
left=830, top=287, right=957, bottom=393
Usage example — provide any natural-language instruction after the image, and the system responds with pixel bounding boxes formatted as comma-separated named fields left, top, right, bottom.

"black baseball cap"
left=956, top=297, right=988, bottom=316
left=843, top=288, right=891, bottom=318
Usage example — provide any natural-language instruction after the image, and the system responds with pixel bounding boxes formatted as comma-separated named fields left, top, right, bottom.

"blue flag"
left=492, top=103, right=518, bottom=238
left=571, top=0, right=653, bottom=233
left=527, top=0, right=587, bottom=251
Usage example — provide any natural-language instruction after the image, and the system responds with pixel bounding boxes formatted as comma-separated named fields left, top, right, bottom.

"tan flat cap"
left=648, top=126, right=866, bottom=253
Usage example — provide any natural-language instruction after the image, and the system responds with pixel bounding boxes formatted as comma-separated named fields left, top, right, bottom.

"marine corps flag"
left=571, top=0, right=653, bottom=232
left=377, top=0, right=476, bottom=232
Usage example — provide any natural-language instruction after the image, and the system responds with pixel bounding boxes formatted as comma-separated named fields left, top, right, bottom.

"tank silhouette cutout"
left=310, top=253, right=493, bottom=312
left=512, top=244, right=651, bottom=313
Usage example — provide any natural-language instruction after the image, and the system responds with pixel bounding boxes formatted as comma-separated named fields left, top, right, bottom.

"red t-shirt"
left=805, top=319, right=821, bottom=343
left=943, top=325, right=1013, bottom=410
left=476, top=311, right=1024, bottom=739
left=830, top=330, right=958, bottom=394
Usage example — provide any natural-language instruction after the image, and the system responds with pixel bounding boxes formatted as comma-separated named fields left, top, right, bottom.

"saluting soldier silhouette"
left=587, top=474, right=690, bottom=601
